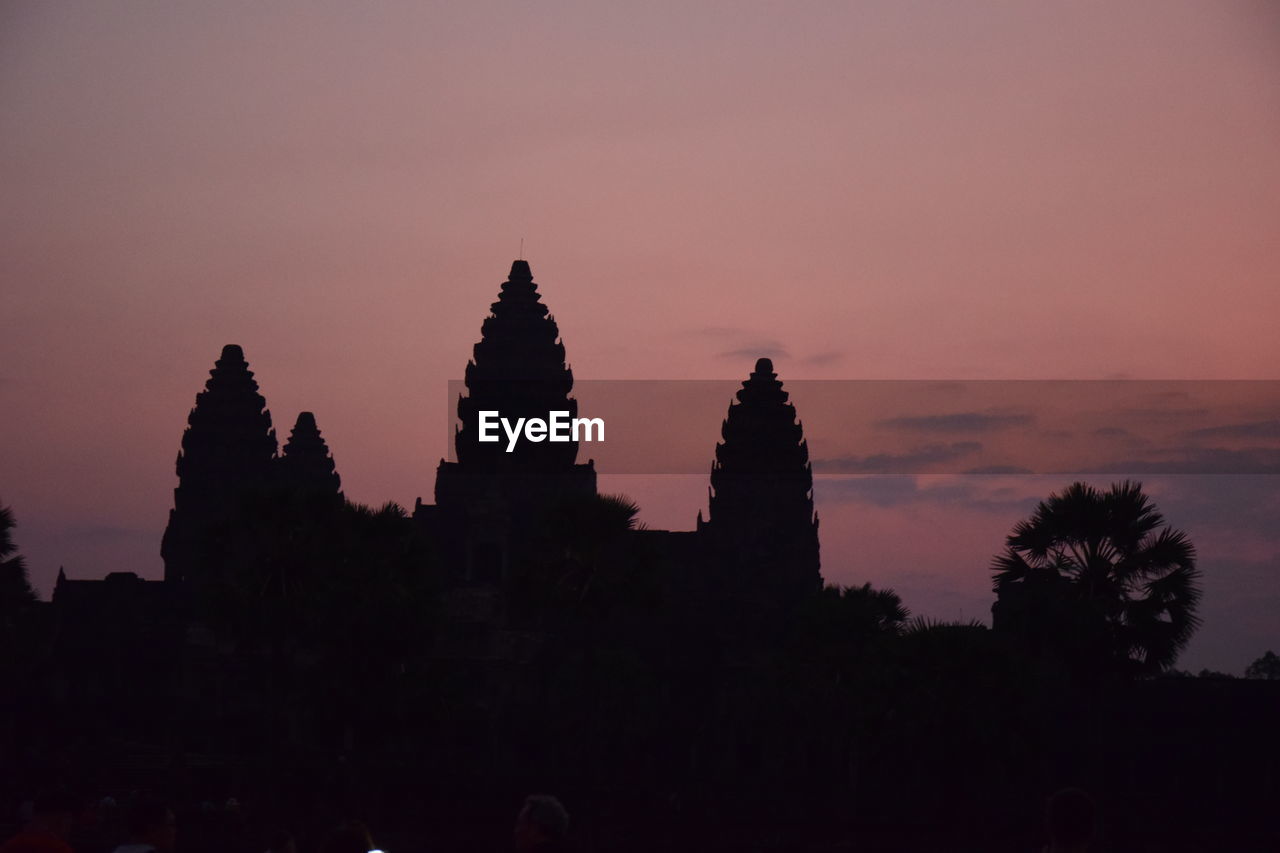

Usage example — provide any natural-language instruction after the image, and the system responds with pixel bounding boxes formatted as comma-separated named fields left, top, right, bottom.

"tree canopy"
left=991, top=480, right=1201, bottom=676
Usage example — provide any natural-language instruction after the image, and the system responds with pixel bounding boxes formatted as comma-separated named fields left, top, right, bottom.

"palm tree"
left=806, top=583, right=909, bottom=647
left=506, top=492, right=648, bottom=629
left=794, top=583, right=908, bottom=690
left=0, top=501, right=37, bottom=612
left=991, top=480, right=1200, bottom=675
left=1, top=502, right=39, bottom=682
left=539, top=492, right=645, bottom=604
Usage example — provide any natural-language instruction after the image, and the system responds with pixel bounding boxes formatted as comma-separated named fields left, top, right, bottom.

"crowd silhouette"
left=0, top=785, right=1124, bottom=853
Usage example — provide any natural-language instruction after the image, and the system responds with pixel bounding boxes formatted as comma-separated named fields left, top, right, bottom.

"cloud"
left=815, top=474, right=1046, bottom=513
left=719, top=343, right=789, bottom=361
left=1147, top=475, right=1280, bottom=538
left=683, top=325, right=792, bottom=363
left=682, top=326, right=754, bottom=338
left=1185, top=420, right=1280, bottom=441
left=1137, top=390, right=1193, bottom=403
left=677, top=324, right=796, bottom=364
left=814, top=442, right=982, bottom=474
left=817, top=476, right=939, bottom=507
left=1090, top=426, right=1150, bottom=448
left=877, top=411, right=1035, bottom=433
left=1117, top=406, right=1210, bottom=422
left=801, top=350, right=844, bottom=366
left=1091, top=446, right=1280, bottom=475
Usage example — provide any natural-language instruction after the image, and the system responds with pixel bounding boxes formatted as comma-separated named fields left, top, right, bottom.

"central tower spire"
left=453, top=260, right=581, bottom=471
left=432, top=260, right=597, bottom=583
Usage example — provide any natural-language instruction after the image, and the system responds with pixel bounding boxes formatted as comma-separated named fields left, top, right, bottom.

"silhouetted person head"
left=1045, top=788, right=1096, bottom=852
left=116, top=799, right=176, bottom=853
left=514, top=795, right=569, bottom=852
left=318, top=822, right=373, bottom=853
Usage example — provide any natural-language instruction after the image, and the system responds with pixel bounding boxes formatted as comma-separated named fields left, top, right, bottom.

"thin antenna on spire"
left=519, top=237, right=524, bottom=260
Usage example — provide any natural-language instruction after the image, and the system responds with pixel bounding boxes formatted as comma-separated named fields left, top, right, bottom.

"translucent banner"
left=445, top=380, right=1280, bottom=475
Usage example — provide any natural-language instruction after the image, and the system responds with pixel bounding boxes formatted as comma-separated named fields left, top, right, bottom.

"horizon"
left=3, top=1, right=1279, bottom=674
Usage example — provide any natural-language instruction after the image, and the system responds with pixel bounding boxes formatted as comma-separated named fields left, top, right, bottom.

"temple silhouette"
left=45, top=259, right=822, bottom=753
left=16, top=261, right=1280, bottom=852
left=150, top=260, right=818, bottom=599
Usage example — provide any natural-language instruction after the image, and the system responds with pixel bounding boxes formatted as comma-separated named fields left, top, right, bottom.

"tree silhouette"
left=791, top=583, right=908, bottom=709
left=0, top=501, right=37, bottom=611
left=513, top=492, right=659, bottom=641
left=190, top=492, right=438, bottom=758
left=0, top=502, right=41, bottom=688
left=1245, top=650, right=1280, bottom=680
left=538, top=492, right=645, bottom=603
left=991, top=480, right=1200, bottom=676
left=803, top=583, right=908, bottom=653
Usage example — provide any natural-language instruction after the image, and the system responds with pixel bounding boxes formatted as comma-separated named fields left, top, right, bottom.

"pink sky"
left=2, top=1, right=1278, bottom=672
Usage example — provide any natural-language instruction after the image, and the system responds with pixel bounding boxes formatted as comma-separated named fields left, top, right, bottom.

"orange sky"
left=2, top=1, right=1278, bottom=671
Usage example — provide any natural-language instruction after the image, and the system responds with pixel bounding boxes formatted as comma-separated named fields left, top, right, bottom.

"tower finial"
left=509, top=258, right=532, bottom=280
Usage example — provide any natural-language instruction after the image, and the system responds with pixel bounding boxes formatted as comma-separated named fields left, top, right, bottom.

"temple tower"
left=161, top=344, right=278, bottom=584
left=277, top=411, right=344, bottom=506
left=700, top=358, right=821, bottom=611
left=431, top=260, right=596, bottom=583
left=453, top=259, right=583, bottom=472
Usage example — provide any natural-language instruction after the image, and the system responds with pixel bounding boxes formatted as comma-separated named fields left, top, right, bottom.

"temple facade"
left=426, top=259, right=598, bottom=587
left=52, top=258, right=822, bottom=681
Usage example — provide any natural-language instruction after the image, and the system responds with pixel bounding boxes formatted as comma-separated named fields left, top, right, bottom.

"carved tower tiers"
left=161, top=344, right=278, bottom=584
left=700, top=357, right=821, bottom=612
left=432, top=260, right=597, bottom=583
left=277, top=411, right=344, bottom=506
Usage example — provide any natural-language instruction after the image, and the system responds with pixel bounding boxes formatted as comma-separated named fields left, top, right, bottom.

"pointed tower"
left=161, top=344, right=278, bottom=584
left=433, top=260, right=596, bottom=583
left=700, top=358, right=821, bottom=610
left=452, top=259, right=583, bottom=471
left=277, top=411, right=344, bottom=505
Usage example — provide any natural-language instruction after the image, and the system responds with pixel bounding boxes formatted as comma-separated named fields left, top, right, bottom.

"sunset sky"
left=3, top=1, right=1278, bottom=672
